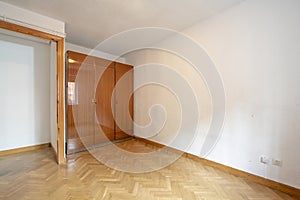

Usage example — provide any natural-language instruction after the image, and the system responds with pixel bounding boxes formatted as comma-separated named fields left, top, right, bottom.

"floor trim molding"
left=0, top=143, right=51, bottom=157
left=135, top=137, right=300, bottom=197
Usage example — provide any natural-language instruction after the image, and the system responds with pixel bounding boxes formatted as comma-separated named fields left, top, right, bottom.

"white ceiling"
left=0, top=0, right=244, bottom=49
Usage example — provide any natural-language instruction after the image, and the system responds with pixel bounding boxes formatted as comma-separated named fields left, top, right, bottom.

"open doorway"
left=0, top=28, right=57, bottom=154
left=0, top=20, right=65, bottom=164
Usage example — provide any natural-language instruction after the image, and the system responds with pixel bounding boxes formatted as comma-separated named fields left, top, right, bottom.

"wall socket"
left=272, top=159, right=282, bottom=167
left=260, top=155, right=269, bottom=164
left=259, top=156, right=282, bottom=167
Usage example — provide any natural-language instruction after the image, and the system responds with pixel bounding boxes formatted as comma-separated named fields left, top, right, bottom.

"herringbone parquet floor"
left=0, top=139, right=299, bottom=200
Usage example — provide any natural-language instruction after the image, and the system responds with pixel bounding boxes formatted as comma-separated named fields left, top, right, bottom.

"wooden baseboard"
left=135, top=137, right=300, bottom=197
left=0, top=143, right=51, bottom=157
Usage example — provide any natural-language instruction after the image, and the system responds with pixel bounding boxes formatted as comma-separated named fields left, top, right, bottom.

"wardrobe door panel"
left=115, top=63, right=134, bottom=140
left=95, top=64, right=115, bottom=144
left=67, top=51, right=95, bottom=153
left=67, top=62, right=79, bottom=152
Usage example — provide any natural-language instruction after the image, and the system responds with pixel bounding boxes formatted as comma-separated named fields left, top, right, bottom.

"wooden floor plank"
left=0, top=139, right=299, bottom=200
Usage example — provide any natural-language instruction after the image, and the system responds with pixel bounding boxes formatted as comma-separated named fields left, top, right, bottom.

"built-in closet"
left=66, top=51, right=133, bottom=154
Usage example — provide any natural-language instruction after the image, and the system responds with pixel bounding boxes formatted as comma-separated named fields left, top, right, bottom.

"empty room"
left=0, top=0, right=299, bottom=199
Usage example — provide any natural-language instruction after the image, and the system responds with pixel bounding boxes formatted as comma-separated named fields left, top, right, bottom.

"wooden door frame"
left=0, top=20, right=66, bottom=164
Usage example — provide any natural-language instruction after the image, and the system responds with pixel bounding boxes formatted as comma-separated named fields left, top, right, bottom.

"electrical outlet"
left=272, top=159, right=282, bottom=167
left=260, top=155, right=269, bottom=164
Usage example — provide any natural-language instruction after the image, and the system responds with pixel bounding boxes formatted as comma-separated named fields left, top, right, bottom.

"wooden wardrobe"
left=66, top=51, right=133, bottom=154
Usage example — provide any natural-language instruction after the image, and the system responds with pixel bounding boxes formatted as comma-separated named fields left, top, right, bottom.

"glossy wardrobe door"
left=94, top=61, right=115, bottom=144
left=67, top=51, right=95, bottom=153
left=114, top=62, right=134, bottom=140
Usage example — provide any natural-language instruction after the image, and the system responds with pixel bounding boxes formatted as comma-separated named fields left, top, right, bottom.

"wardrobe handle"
left=91, top=98, right=97, bottom=104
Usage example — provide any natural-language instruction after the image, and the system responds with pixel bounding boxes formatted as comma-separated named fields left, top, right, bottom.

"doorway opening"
left=0, top=20, right=65, bottom=164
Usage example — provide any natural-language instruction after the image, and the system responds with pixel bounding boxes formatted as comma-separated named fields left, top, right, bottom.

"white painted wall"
left=0, top=30, right=52, bottom=151
left=128, top=0, right=300, bottom=188
left=0, top=1, right=65, bottom=36
left=126, top=49, right=212, bottom=153
left=184, top=0, right=300, bottom=188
